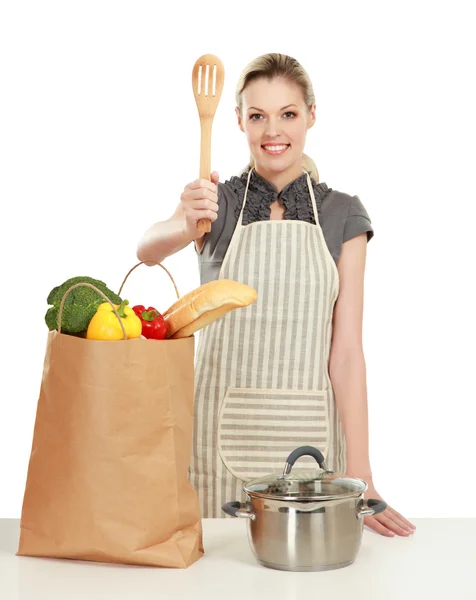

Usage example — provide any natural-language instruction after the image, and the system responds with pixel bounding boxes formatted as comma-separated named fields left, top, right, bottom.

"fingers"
left=184, top=178, right=218, bottom=193
left=191, top=199, right=218, bottom=213
left=383, top=509, right=411, bottom=533
left=184, top=188, right=218, bottom=205
left=364, top=515, right=396, bottom=537
left=365, top=510, right=415, bottom=538
left=198, top=209, right=218, bottom=222
left=183, top=207, right=218, bottom=223
left=378, top=512, right=413, bottom=536
left=386, top=506, right=416, bottom=531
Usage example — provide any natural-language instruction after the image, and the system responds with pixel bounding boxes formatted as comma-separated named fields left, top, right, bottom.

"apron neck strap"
left=236, top=167, right=254, bottom=227
left=304, top=169, right=320, bottom=224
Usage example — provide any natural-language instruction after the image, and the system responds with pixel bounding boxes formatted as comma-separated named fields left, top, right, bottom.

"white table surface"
left=1, top=518, right=475, bottom=600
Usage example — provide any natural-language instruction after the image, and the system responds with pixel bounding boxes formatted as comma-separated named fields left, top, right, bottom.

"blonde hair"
left=236, top=53, right=319, bottom=182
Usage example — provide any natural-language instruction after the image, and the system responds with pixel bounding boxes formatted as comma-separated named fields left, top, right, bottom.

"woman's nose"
left=264, top=117, right=280, bottom=137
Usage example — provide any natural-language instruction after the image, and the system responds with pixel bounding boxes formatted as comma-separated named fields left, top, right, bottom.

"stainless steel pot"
left=222, top=446, right=387, bottom=572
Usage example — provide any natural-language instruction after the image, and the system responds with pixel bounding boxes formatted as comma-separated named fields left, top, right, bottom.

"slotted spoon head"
left=192, top=54, right=225, bottom=233
left=192, top=54, right=225, bottom=119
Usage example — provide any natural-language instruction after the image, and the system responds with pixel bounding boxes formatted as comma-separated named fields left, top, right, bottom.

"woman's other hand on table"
left=362, top=480, right=416, bottom=537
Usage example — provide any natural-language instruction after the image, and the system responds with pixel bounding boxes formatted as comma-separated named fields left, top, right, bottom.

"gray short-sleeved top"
left=196, top=169, right=374, bottom=284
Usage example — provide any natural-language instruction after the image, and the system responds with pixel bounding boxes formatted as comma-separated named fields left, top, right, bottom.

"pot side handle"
left=358, top=499, right=388, bottom=518
left=222, top=501, right=256, bottom=520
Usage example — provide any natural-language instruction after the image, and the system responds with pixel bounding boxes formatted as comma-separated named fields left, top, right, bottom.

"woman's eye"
left=248, top=112, right=296, bottom=121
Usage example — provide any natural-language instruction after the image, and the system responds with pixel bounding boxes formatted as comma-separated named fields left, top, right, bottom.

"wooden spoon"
left=192, top=54, right=225, bottom=233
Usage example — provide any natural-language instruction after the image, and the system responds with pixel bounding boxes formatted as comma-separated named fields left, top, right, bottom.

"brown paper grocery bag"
left=17, top=264, right=204, bottom=568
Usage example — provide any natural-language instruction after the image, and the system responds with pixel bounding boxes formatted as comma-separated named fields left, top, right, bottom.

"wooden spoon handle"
left=199, top=119, right=212, bottom=180
left=198, top=119, right=213, bottom=233
left=197, top=219, right=211, bottom=232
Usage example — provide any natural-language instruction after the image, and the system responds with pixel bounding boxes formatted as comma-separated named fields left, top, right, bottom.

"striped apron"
left=190, top=168, right=346, bottom=518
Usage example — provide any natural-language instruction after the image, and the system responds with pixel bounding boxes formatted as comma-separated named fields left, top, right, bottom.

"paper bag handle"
left=57, top=282, right=127, bottom=339
left=117, top=261, right=180, bottom=299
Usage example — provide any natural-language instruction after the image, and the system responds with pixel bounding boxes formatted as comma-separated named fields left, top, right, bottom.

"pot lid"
left=243, top=446, right=367, bottom=501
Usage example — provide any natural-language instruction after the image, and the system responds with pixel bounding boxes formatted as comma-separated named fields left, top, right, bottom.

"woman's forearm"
left=136, top=213, right=197, bottom=265
left=329, top=351, right=372, bottom=478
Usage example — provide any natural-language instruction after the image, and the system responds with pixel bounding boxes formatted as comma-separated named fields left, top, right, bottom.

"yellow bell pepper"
left=86, top=299, right=142, bottom=341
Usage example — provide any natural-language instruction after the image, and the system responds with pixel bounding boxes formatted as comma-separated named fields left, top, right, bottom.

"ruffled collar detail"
left=225, top=169, right=331, bottom=226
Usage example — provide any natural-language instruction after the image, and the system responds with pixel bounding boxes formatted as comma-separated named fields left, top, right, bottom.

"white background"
left=1, top=0, right=474, bottom=519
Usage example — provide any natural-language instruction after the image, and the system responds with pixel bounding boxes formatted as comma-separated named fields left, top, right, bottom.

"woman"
left=137, top=53, right=416, bottom=538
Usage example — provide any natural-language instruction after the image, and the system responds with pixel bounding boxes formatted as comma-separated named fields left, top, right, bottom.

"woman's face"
left=236, top=77, right=315, bottom=176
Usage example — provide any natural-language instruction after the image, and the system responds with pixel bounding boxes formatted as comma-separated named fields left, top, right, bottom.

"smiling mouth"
left=262, top=144, right=290, bottom=155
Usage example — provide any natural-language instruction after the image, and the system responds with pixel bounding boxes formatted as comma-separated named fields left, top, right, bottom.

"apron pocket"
left=217, top=387, right=330, bottom=481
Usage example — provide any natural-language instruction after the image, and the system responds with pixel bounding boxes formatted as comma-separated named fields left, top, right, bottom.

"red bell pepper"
left=132, top=305, right=167, bottom=340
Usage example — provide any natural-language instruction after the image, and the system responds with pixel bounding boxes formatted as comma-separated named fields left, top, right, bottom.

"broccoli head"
left=45, top=276, right=123, bottom=335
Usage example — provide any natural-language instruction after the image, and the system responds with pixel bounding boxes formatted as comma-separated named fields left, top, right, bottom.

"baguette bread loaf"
left=163, top=279, right=257, bottom=339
